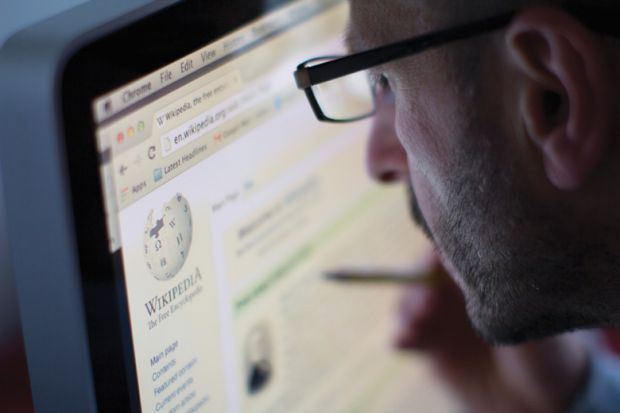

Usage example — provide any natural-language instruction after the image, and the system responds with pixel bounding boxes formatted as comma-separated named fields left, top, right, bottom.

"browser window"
left=94, top=0, right=455, bottom=411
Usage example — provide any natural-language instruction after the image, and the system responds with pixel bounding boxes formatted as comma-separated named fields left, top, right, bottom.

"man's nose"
left=366, top=89, right=408, bottom=183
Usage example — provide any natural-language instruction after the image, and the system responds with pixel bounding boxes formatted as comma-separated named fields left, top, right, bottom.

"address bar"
left=160, top=75, right=288, bottom=158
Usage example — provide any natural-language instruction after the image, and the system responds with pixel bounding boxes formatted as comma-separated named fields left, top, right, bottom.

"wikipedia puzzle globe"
left=143, top=193, right=193, bottom=281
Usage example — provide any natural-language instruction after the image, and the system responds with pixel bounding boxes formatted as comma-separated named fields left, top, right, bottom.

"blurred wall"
left=0, top=0, right=90, bottom=47
left=0, top=3, right=89, bottom=411
left=0, top=0, right=90, bottom=346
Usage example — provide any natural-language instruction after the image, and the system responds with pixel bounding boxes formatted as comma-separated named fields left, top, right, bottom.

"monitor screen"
left=92, top=0, right=453, bottom=411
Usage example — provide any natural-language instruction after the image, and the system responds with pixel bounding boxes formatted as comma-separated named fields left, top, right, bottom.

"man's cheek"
left=409, top=164, right=471, bottom=300
left=395, top=105, right=445, bottom=175
left=409, top=172, right=440, bottom=232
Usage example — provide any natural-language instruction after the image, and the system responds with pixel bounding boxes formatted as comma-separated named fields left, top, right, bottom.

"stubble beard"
left=429, top=112, right=617, bottom=345
left=396, top=29, right=619, bottom=344
left=406, top=184, right=434, bottom=242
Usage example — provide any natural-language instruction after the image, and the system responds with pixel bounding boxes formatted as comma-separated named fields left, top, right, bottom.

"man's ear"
left=506, top=5, right=613, bottom=190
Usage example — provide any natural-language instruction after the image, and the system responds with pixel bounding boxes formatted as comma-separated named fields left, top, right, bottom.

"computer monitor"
left=0, top=0, right=455, bottom=411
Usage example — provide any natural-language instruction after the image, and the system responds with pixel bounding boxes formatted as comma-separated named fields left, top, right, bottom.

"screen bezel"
left=60, top=1, right=296, bottom=410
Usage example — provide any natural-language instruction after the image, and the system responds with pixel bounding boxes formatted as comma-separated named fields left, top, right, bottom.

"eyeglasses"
left=294, top=4, right=617, bottom=123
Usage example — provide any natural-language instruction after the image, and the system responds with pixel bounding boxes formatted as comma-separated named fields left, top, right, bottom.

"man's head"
left=355, top=0, right=620, bottom=344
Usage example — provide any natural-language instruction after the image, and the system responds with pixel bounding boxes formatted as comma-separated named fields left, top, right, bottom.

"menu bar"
left=93, top=0, right=339, bottom=123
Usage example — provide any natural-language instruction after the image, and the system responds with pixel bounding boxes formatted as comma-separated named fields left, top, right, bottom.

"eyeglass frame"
left=293, top=3, right=618, bottom=123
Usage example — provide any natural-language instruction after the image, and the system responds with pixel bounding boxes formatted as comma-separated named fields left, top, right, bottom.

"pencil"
left=324, top=268, right=446, bottom=286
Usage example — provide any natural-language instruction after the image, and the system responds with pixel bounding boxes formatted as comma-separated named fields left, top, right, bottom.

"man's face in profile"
left=350, top=0, right=618, bottom=344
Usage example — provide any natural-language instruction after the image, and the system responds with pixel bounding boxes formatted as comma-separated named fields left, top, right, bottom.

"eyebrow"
left=344, top=23, right=367, bottom=54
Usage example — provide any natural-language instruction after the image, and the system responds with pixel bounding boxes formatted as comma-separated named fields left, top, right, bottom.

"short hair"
left=456, top=0, right=620, bottom=20
left=436, top=0, right=620, bottom=84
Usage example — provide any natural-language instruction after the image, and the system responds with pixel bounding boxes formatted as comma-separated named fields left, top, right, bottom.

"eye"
left=372, top=74, right=395, bottom=104
left=369, top=72, right=389, bottom=90
left=378, top=74, right=390, bottom=90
